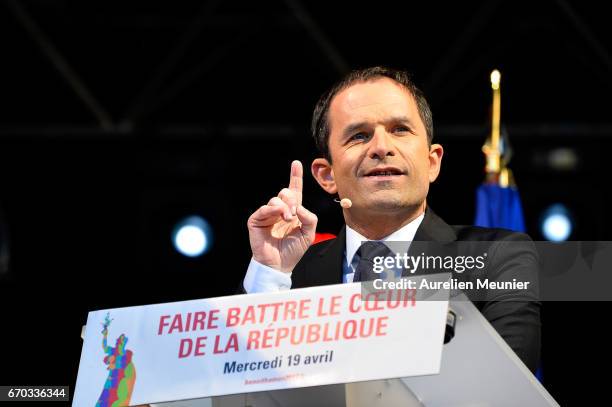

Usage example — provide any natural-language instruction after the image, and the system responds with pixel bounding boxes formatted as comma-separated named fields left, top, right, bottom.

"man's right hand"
left=247, top=160, right=318, bottom=273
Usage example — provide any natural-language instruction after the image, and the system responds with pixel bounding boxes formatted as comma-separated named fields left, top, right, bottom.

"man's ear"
left=428, top=143, right=444, bottom=183
left=311, top=158, right=338, bottom=194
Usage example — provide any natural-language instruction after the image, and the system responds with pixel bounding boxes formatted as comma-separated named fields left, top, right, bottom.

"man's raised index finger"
left=289, top=160, right=303, bottom=205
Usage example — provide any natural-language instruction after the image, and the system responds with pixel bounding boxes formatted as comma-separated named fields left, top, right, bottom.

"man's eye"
left=350, top=133, right=369, bottom=141
left=393, top=126, right=410, bottom=133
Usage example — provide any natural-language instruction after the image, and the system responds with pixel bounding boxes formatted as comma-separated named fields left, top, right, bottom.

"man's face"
left=315, top=78, right=442, bottom=214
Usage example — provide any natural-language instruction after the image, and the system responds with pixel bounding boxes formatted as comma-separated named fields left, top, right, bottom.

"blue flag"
left=474, top=184, right=525, bottom=232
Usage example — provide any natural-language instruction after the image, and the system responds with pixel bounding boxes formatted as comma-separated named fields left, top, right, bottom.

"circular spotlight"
left=541, top=204, right=572, bottom=242
left=172, top=216, right=212, bottom=257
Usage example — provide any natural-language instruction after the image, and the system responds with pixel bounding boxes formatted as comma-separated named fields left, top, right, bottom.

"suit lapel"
left=414, top=208, right=457, bottom=242
left=405, top=208, right=458, bottom=277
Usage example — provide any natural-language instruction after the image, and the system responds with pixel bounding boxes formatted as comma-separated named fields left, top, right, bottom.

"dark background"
left=0, top=0, right=610, bottom=404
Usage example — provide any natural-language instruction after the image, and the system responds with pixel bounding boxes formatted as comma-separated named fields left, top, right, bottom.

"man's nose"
left=368, top=129, right=395, bottom=160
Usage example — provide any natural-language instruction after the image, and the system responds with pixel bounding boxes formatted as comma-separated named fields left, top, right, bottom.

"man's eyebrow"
left=341, top=116, right=414, bottom=137
left=342, top=122, right=369, bottom=138
left=383, top=116, right=414, bottom=126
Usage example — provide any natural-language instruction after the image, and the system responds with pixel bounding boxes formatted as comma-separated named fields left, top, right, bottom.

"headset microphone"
left=333, top=198, right=353, bottom=208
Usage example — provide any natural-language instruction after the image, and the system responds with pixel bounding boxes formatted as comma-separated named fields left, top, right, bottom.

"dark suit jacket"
left=291, top=208, right=541, bottom=373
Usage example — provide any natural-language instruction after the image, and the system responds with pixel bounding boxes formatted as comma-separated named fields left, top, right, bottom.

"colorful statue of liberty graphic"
left=96, top=313, right=137, bottom=407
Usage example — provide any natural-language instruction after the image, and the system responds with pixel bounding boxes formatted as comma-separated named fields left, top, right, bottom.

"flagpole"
left=483, top=69, right=508, bottom=186
left=491, top=69, right=501, bottom=159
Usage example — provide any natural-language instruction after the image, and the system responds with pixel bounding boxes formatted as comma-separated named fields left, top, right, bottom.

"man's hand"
left=247, top=160, right=318, bottom=273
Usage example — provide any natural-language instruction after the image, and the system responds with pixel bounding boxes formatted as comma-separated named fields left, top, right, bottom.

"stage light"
left=541, top=204, right=572, bottom=242
left=548, top=148, right=578, bottom=171
left=172, top=216, right=212, bottom=257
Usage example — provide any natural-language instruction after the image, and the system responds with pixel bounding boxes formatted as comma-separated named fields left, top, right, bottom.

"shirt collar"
left=345, top=213, right=425, bottom=266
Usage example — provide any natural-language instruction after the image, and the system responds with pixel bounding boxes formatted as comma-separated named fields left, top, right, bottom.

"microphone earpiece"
left=340, top=198, right=352, bottom=209
left=333, top=197, right=352, bottom=208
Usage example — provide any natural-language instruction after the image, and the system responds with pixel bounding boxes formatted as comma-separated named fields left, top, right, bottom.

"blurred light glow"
left=548, top=148, right=578, bottom=171
left=172, top=216, right=212, bottom=257
left=541, top=205, right=572, bottom=242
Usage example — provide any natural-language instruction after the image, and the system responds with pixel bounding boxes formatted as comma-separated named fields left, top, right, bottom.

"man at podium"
left=242, top=66, right=541, bottom=373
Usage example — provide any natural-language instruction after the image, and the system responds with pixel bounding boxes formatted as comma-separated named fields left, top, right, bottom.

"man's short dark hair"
left=311, top=66, right=434, bottom=162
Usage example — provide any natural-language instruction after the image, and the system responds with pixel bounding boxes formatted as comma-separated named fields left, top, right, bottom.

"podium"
left=75, top=277, right=559, bottom=407
left=149, top=293, right=558, bottom=407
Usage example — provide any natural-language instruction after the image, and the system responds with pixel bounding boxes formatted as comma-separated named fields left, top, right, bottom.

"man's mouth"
left=363, top=167, right=405, bottom=177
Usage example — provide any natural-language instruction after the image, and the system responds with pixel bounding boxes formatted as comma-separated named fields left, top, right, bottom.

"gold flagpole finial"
left=491, top=69, right=501, bottom=90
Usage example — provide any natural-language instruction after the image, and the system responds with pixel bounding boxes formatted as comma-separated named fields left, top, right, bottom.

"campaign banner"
left=73, top=277, right=450, bottom=406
